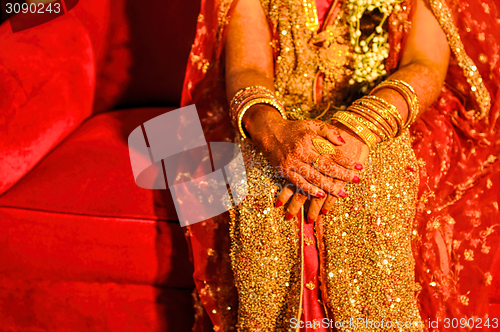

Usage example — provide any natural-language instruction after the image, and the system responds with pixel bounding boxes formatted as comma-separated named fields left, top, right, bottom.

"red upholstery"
left=0, top=277, right=193, bottom=332
left=0, top=0, right=199, bottom=330
left=0, top=11, right=95, bottom=194
left=0, top=109, right=195, bottom=331
left=0, top=208, right=194, bottom=331
left=0, top=108, right=179, bottom=221
left=2, top=0, right=497, bottom=329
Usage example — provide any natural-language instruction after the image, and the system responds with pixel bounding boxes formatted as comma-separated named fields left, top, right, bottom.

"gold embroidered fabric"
left=318, top=131, right=422, bottom=330
left=425, top=0, right=491, bottom=119
left=230, top=132, right=423, bottom=331
left=227, top=0, right=423, bottom=330
left=229, top=142, right=302, bottom=331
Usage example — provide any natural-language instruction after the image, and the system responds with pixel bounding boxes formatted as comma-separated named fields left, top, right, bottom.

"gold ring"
left=312, top=138, right=337, bottom=155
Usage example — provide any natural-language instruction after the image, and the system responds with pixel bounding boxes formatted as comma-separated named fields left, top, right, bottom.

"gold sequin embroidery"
left=427, top=0, right=491, bottom=119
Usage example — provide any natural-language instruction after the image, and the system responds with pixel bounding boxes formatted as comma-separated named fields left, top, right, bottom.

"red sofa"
left=2, top=1, right=500, bottom=331
left=0, top=0, right=199, bottom=331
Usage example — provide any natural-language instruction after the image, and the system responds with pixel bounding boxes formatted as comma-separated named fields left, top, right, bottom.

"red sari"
left=181, top=0, right=500, bottom=330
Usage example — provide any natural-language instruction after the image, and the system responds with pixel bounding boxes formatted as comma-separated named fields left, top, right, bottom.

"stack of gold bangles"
left=230, top=86, right=287, bottom=140
left=332, top=79, right=419, bottom=149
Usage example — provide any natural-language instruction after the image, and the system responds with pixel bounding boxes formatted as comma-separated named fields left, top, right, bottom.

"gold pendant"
left=315, top=26, right=350, bottom=81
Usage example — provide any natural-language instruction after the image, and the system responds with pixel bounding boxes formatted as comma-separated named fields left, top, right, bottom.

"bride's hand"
left=245, top=105, right=362, bottom=199
left=276, top=124, right=369, bottom=222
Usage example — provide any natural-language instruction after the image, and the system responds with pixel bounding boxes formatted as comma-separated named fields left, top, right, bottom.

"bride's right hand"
left=244, top=104, right=362, bottom=199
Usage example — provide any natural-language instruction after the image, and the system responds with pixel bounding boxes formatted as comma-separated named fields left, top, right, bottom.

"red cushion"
left=0, top=107, right=193, bottom=287
left=0, top=207, right=192, bottom=288
left=0, top=107, right=195, bottom=331
left=0, top=11, right=96, bottom=195
left=0, top=276, right=194, bottom=331
left=0, top=108, right=179, bottom=221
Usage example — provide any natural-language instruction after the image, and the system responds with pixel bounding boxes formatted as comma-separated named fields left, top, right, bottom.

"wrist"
left=243, top=104, right=286, bottom=139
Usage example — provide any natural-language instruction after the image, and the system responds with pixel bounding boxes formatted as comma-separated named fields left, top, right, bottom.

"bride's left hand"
left=276, top=124, right=369, bottom=223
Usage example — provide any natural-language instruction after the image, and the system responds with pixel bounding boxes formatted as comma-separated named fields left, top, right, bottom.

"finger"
left=307, top=196, right=326, bottom=224
left=276, top=182, right=295, bottom=208
left=308, top=137, right=358, bottom=170
left=321, top=194, right=337, bottom=215
left=318, top=122, right=349, bottom=145
left=293, top=164, right=347, bottom=197
left=287, top=171, right=326, bottom=198
left=286, top=191, right=308, bottom=220
left=309, top=120, right=345, bottom=145
left=323, top=146, right=359, bottom=169
left=313, top=154, right=360, bottom=183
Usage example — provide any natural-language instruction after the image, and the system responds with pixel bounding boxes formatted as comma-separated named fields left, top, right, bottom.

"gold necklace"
left=305, top=0, right=352, bottom=84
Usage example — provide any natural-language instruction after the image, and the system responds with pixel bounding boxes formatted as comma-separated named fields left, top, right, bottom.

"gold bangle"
left=363, top=95, right=404, bottom=126
left=332, top=111, right=378, bottom=149
left=346, top=105, right=388, bottom=140
left=232, top=85, right=273, bottom=104
left=351, top=100, right=398, bottom=137
left=237, top=97, right=286, bottom=140
left=230, top=86, right=287, bottom=139
left=359, top=99, right=400, bottom=136
left=361, top=96, right=403, bottom=137
left=231, top=87, right=271, bottom=128
left=370, top=80, right=419, bottom=127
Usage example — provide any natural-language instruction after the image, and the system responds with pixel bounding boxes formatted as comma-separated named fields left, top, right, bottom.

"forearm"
left=225, top=0, right=281, bottom=140
left=367, top=0, right=450, bottom=140
left=373, top=59, right=447, bottom=125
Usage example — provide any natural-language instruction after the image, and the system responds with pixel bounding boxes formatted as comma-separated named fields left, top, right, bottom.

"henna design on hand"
left=252, top=118, right=365, bottom=195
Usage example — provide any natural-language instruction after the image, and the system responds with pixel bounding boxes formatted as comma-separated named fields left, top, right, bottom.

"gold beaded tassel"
left=229, top=86, right=287, bottom=140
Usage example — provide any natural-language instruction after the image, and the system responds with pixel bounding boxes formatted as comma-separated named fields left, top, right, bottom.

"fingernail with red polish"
left=275, top=200, right=283, bottom=208
left=307, top=218, right=315, bottom=224
left=286, top=212, right=294, bottom=220
left=338, top=190, right=348, bottom=198
left=321, top=209, right=328, bottom=215
left=316, top=191, right=326, bottom=198
left=337, top=135, right=346, bottom=144
left=352, top=176, right=360, bottom=184
left=355, top=163, right=364, bottom=170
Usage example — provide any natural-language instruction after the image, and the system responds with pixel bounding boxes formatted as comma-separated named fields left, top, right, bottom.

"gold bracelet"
left=370, top=79, right=419, bottom=127
left=230, top=87, right=271, bottom=128
left=232, top=85, right=272, bottom=104
left=361, top=96, right=403, bottom=138
left=332, top=111, right=378, bottom=149
left=230, top=86, right=287, bottom=139
left=237, top=97, right=286, bottom=140
left=363, top=95, right=404, bottom=129
left=346, top=105, right=389, bottom=140
left=359, top=98, right=401, bottom=136
left=352, top=100, right=399, bottom=137
left=371, top=80, right=417, bottom=126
